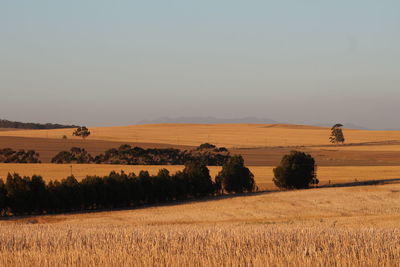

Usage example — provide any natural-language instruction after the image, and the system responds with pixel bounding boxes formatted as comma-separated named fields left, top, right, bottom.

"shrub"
left=197, top=143, right=217, bottom=150
left=0, top=148, right=41, bottom=163
left=51, top=147, right=92, bottom=164
left=273, top=151, right=318, bottom=189
left=216, top=155, right=255, bottom=193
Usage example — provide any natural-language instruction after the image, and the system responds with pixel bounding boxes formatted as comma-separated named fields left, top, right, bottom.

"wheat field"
left=0, top=183, right=399, bottom=266
left=1, top=124, right=400, bottom=266
left=0, top=225, right=398, bottom=267
left=2, top=123, right=400, bottom=147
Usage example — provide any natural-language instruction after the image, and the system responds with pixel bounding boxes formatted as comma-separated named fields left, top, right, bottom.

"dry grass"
left=1, top=123, right=400, bottom=147
left=0, top=184, right=399, bottom=266
left=1, top=124, right=400, bottom=266
left=0, top=163, right=399, bottom=190
left=0, top=225, right=398, bottom=267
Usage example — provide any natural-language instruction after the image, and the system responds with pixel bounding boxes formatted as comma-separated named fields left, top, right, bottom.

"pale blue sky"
left=1, top=1, right=399, bottom=128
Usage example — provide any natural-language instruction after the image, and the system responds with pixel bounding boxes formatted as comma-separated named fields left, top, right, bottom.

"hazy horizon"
left=1, top=1, right=399, bottom=129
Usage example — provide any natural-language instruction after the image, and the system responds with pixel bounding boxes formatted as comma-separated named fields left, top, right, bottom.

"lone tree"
left=273, top=151, right=318, bottom=189
left=329, top=123, right=345, bottom=144
left=73, top=126, right=91, bottom=140
left=216, top=155, right=255, bottom=193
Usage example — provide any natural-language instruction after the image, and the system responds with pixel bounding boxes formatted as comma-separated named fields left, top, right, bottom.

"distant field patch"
left=1, top=123, right=400, bottom=147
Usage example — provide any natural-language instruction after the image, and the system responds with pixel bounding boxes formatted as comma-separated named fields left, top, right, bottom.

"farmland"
left=2, top=124, right=400, bottom=148
left=1, top=163, right=400, bottom=191
left=0, top=123, right=400, bottom=266
left=0, top=183, right=399, bottom=266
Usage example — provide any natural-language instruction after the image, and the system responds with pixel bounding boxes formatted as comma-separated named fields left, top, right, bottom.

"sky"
left=1, top=1, right=399, bottom=128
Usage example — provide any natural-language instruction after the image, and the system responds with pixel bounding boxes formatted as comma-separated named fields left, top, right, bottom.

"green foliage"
left=197, top=143, right=217, bottom=150
left=197, top=143, right=229, bottom=153
left=29, top=175, right=47, bottom=213
left=73, top=126, right=91, bottom=139
left=0, top=148, right=41, bottom=163
left=0, top=119, right=78, bottom=129
left=0, top=163, right=224, bottom=216
left=51, top=147, right=93, bottom=164
left=180, top=162, right=215, bottom=197
left=216, top=155, right=255, bottom=193
left=0, top=179, right=5, bottom=214
left=330, top=124, right=345, bottom=144
left=273, top=151, right=318, bottom=189
left=5, top=173, right=33, bottom=214
left=52, top=144, right=230, bottom=166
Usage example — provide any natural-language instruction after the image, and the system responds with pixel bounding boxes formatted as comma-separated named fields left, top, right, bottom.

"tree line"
left=0, top=156, right=255, bottom=216
left=0, top=148, right=41, bottom=163
left=0, top=119, right=78, bottom=129
left=52, top=144, right=231, bottom=166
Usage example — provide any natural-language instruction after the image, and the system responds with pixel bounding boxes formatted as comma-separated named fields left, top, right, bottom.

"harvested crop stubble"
left=0, top=224, right=399, bottom=266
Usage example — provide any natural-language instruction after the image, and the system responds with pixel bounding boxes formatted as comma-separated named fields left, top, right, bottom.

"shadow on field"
left=2, top=178, right=400, bottom=222
left=318, top=178, right=400, bottom=188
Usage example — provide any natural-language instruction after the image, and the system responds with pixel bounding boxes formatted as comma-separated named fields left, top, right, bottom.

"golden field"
left=0, top=183, right=399, bottom=266
left=2, top=123, right=400, bottom=148
left=1, top=123, right=400, bottom=266
left=1, top=164, right=400, bottom=190
left=2, top=124, right=400, bottom=167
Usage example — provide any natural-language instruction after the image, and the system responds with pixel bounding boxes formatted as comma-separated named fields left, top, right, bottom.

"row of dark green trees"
left=51, top=144, right=230, bottom=166
left=0, top=144, right=230, bottom=166
left=0, top=148, right=41, bottom=163
left=0, top=156, right=255, bottom=216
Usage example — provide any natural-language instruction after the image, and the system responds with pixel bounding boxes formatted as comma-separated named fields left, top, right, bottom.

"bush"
left=273, top=151, right=318, bottom=189
left=216, top=155, right=255, bottom=193
left=51, top=147, right=92, bottom=164
left=0, top=148, right=41, bottom=163
left=197, top=143, right=217, bottom=150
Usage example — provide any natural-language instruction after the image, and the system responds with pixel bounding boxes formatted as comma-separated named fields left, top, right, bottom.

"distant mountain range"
left=137, top=116, right=279, bottom=125
left=137, top=117, right=400, bottom=131
left=313, top=123, right=370, bottom=130
left=0, top=119, right=78, bottom=130
left=314, top=123, right=400, bottom=131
